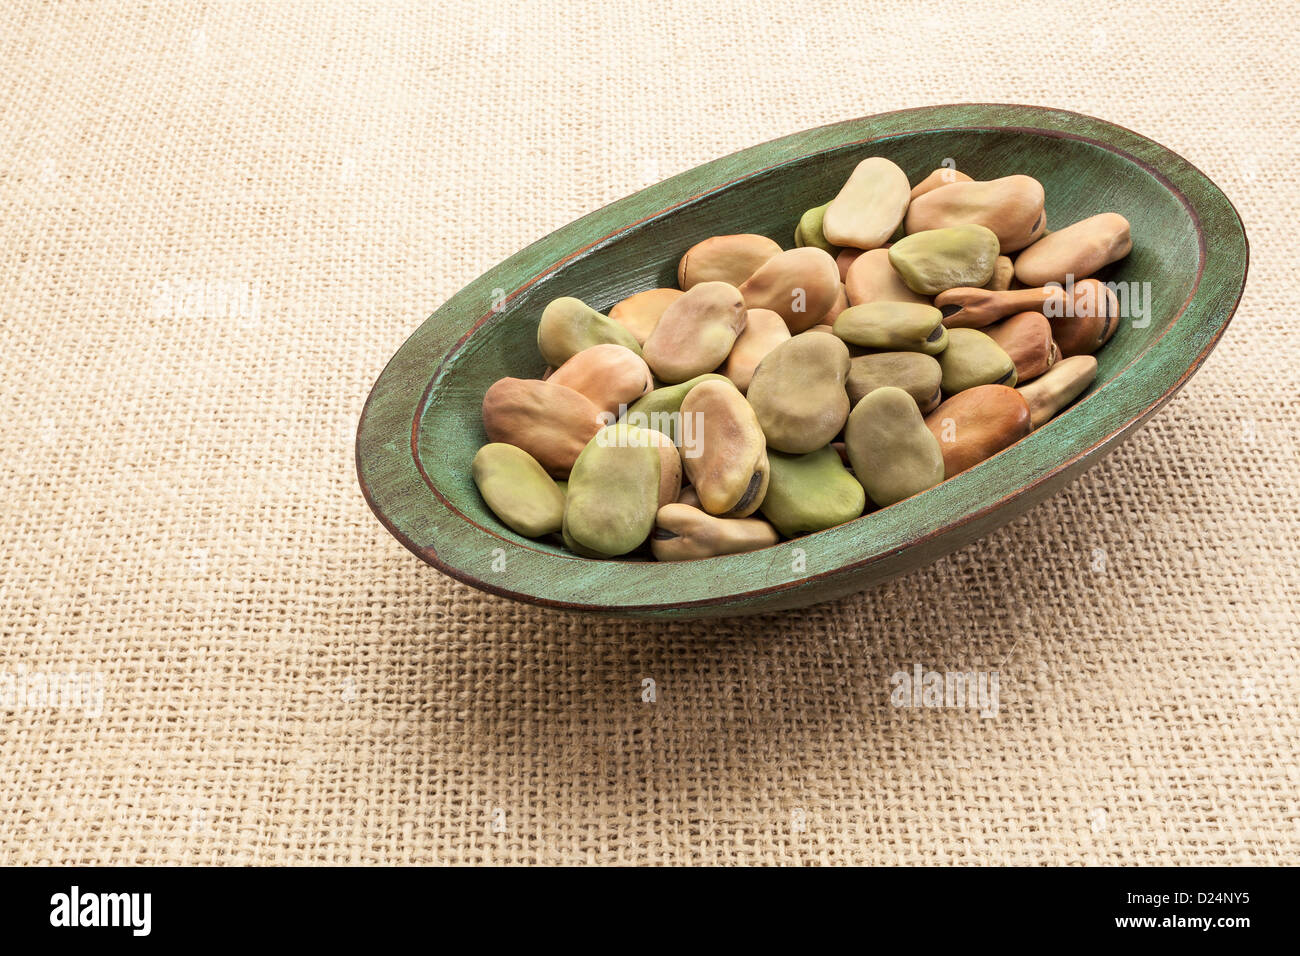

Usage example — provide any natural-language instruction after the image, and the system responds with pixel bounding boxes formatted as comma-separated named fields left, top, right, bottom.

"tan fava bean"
left=794, top=203, right=840, bottom=256
left=1017, top=354, right=1098, bottom=428
left=888, top=224, right=1000, bottom=295
left=925, top=384, right=1032, bottom=477
left=983, top=312, right=1057, bottom=383
left=723, top=308, right=790, bottom=393
left=650, top=504, right=779, bottom=561
left=910, top=166, right=974, bottom=199
left=1014, top=213, right=1132, bottom=287
left=833, top=302, right=948, bottom=355
left=905, top=175, right=1047, bottom=253
left=746, top=331, right=852, bottom=454
left=934, top=284, right=1069, bottom=329
left=644, top=427, right=684, bottom=508
left=680, top=379, right=770, bottom=518
left=984, top=255, right=1014, bottom=291
left=738, top=247, right=841, bottom=333
left=845, top=386, right=945, bottom=507
left=846, top=351, right=943, bottom=413
left=822, top=157, right=911, bottom=250
left=482, top=377, right=604, bottom=478
left=938, top=327, right=1017, bottom=393
left=1047, top=278, right=1120, bottom=356
left=642, top=281, right=747, bottom=384
left=537, top=296, right=642, bottom=367
left=562, top=424, right=661, bottom=558
left=608, top=288, right=683, bottom=345
left=548, top=343, right=654, bottom=416
left=472, top=443, right=566, bottom=538
left=678, top=234, right=782, bottom=290
left=844, top=248, right=930, bottom=307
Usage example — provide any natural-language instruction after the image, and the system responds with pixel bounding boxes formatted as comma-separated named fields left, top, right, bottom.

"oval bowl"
left=357, top=104, right=1247, bottom=619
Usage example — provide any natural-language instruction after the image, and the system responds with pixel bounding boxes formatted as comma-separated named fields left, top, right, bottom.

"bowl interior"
left=416, top=128, right=1200, bottom=557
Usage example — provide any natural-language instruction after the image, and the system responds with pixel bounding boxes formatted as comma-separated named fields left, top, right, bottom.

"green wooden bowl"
left=357, top=104, right=1247, bottom=619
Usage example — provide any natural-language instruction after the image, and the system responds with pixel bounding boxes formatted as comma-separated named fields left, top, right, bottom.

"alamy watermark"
left=1045, top=274, right=1152, bottom=329
left=890, top=663, right=999, bottom=718
left=1, top=667, right=105, bottom=718
left=150, top=277, right=262, bottom=326
left=596, top=407, right=704, bottom=459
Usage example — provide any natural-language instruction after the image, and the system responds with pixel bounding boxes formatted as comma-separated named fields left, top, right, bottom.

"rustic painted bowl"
left=357, top=104, right=1247, bottom=618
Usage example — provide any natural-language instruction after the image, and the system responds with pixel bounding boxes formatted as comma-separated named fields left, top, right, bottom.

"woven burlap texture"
left=1, top=0, right=1296, bottom=865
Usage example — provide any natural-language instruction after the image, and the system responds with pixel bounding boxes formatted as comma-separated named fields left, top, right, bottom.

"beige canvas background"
left=1, top=0, right=1296, bottom=865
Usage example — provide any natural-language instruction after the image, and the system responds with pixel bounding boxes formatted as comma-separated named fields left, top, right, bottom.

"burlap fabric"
left=1, top=1, right=1295, bottom=865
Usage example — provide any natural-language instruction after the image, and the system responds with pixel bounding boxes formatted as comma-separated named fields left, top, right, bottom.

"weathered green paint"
left=356, top=104, right=1248, bottom=619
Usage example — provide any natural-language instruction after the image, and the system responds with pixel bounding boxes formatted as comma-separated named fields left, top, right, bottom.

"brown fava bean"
left=608, top=288, right=683, bottom=345
left=723, top=308, right=791, bottom=393
left=1048, top=278, right=1120, bottom=356
left=738, top=247, right=841, bottom=334
left=1017, top=354, right=1098, bottom=428
left=934, top=285, right=1069, bottom=329
left=549, top=343, right=654, bottom=416
left=482, top=377, right=605, bottom=478
left=836, top=247, right=864, bottom=283
left=680, top=379, right=770, bottom=518
left=984, top=255, right=1014, bottom=291
left=678, top=234, right=782, bottom=290
left=847, top=351, right=943, bottom=413
left=983, top=311, right=1057, bottom=383
left=910, top=166, right=974, bottom=199
left=925, top=384, right=1032, bottom=477
left=746, top=331, right=852, bottom=454
left=844, top=248, right=930, bottom=307
left=676, top=484, right=702, bottom=508
left=1014, top=213, right=1132, bottom=286
left=823, top=157, right=912, bottom=250
left=820, top=284, right=850, bottom=325
left=642, top=281, right=747, bottom=384
left=650, top=503, right=779, bottom=561
left=905, top=175, right=1047, bottom=253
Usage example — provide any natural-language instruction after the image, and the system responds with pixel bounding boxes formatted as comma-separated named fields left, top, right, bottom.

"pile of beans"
left=475, top=158, right=1132, bottom=560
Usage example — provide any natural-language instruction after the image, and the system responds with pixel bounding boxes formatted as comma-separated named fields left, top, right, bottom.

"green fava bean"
left=938, top=327, right=1018, bottom=393
left=537, top=296, right=643, bottom=367
left=833, top=302, right=949, bottom=355
left=888, top=224, right=1000, bottom=295
left=847, top=351, right=943, bottom=413
left=472, top=443, right=566, bottom=538
left=622, top=373, right=730, bottom=444
left=746, top=331, right=852, bottom=454
left=844, top=386, right=945, bottom=507
left=759, top=446, right=865, bottom=537
left=794, top=203, right=840, bottom=256
left=562, top=424, right=661, bottom=558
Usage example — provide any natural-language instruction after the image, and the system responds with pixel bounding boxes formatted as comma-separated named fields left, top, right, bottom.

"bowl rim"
left=357, top=103, right=1249, bottom=614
